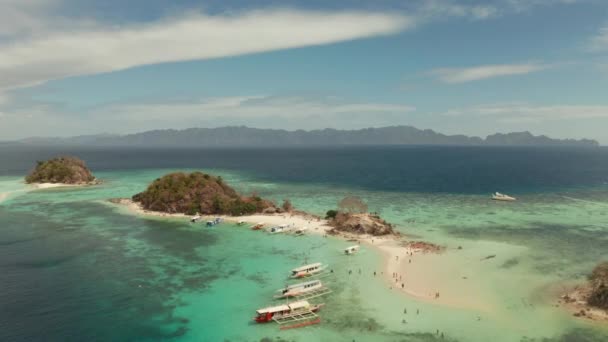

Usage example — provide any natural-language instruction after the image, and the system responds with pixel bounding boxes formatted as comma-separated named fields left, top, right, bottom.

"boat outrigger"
left=344, top=245, right=360, bottom=255
left=491, top=192, right=516, bottom=201
left=274, top=279, right=331, bottom=300
left=290, top=263, right=328, bottom=279
left=254, top=300, right=324, bottom=327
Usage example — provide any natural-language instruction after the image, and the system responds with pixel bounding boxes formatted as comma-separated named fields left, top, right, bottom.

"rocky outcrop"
left=329, top=212, right=395, bottom=236
left=588, top=262, right=608, bottom=310
left=25, top=156, right=96, bottom=184
left=132, top=171, right=277, bottom=216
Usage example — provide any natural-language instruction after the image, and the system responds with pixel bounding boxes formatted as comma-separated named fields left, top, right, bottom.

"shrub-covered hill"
left=132, top=172, right=277, bottom=215
left=25, top=156, right=96, bottom=184
left=588, top=262, right=608, bottom=310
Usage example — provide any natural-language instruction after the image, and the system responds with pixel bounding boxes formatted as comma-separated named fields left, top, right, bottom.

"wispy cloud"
left=588, top=25, right=608, bottom=51
left=430, top=62, right=549, bottom=83
left=0, top=9, right=412, bottom=92
left=443, top=103, right=608, bottom=120
left=0, top=95, right=415, bottom=139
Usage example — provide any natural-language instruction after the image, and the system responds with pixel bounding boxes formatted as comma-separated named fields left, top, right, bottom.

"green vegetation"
left=587, top=262, right=608, bottom=310
left=25, top=156, right=95, bottom=184
left=325, top=210, right=338, bottom=220
left=132, top=171, right=276, bottom=215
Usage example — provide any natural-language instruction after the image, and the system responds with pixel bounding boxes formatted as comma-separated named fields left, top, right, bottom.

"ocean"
left=1, top=145, right=608, bottom=341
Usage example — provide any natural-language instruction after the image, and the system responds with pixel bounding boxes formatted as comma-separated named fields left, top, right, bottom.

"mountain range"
left=16, top=126, right=599, bottom=147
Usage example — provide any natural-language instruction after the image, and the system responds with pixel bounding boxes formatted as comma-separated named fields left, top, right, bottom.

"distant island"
left=17, top=126, right=599, bottom=147
left=25, top=156, right=97, bottom=185
left=131, top=171, right=279, bottom=215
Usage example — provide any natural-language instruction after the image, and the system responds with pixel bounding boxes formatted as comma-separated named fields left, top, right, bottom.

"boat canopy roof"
left=288, top=301, right=310, bottom=310
left=292, top=263, right=322, bottom=272
left=283, top=280, right=321, bottom=290
left=256, top=304, right=289, bottom=314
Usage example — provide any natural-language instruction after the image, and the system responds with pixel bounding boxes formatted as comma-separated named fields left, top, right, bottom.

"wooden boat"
left=253, top=300, right=324, bottom=324
left=491, top=192, right=516, bottom=201
left=344, top=245, right=360, bottom=255
left=274, top=280, right=330, bottom=299
left=190, top=215, right=201, bottom=223
left=251, top=222, right=265, bottom=230
left=290, top=263, right=328, bottom=279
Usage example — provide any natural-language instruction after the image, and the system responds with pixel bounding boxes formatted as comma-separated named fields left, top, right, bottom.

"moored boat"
left=491, top=192, right=516, bottom=201
left=344, top=245, right=360, bottom=255
left=190, top=214, right=201, bottom=223
left=251, top=222, right=265, bottom=230
left=293, top=227, right=308, bottom=236
left=274, top=280, right=323, bottom=299
left=290, top=262, right=327, bottom=279
left=237, top=220, right=246, bottom=226
left=270, top=224, right=291, bottom=234
left=253, top=300, right=324, bottom=323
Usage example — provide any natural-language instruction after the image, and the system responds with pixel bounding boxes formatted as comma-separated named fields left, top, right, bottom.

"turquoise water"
left=2, top=168, right=608, bottom=341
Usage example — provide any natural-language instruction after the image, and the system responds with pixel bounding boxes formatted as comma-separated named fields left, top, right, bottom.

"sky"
left=1, top=0, right=608, bottom=143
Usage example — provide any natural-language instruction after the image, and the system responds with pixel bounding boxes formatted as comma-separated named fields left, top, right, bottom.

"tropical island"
left=131, top=171, right=279, bottom=215
left=25, top=156, right=98, bottom=185
left=561, top=262, right=608, bottom=321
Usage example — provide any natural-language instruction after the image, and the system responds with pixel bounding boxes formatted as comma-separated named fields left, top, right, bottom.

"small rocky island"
left=25, top=156, right=97, bottom=185
left=131, top=171, right=278, bottom=215
left=325, top=196, right=395, bottom=236
left=561, top=262, right=608, bottom=321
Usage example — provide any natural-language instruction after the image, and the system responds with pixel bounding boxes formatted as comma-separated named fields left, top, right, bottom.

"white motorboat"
left=491, top=192, right=516, bottom=201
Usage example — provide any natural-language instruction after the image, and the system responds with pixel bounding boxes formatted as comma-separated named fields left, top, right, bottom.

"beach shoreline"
left=109, top=198, right=480, bottom=310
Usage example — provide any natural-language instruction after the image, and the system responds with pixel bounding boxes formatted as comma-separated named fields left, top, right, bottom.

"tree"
left=338, top=196, right=368, bottom=214
left=282, top=199, right=293, bottom=212
left=325, top=210, right=338, bottom=220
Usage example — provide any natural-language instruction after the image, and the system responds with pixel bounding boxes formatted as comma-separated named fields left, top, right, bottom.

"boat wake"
left=561, top=196, right=608, bottom=206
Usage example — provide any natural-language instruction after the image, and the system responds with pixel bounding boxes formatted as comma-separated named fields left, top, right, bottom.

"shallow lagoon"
left=1, top=146, right=608, bottom=341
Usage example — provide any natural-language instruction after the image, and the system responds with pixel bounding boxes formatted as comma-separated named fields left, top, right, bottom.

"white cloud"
left=589, top=25, right=608, bottom=51
left=430, top=62, right=549, bottom=83
left=443, top=103, right=608, bottom=120
left=0, top=9, right=411, bottom=92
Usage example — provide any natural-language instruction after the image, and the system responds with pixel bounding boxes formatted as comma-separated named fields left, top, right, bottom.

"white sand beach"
left=111, top=198, right=485, bottom=311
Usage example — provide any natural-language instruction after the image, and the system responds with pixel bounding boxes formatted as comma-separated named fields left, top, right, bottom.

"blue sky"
left=1, top=0, right=608, bottom=142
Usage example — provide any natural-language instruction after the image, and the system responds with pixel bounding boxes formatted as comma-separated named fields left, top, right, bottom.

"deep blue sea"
left=1, top=145, right=608, bottom=342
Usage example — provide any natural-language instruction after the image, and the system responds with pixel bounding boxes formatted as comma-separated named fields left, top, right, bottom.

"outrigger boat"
left=251, top=222, right=265, bottom=230
left=491, top=192, right=516, bottom=201
left=290, top=263, right=328, bottom=279
left=344, top=245, right=360, bottom=255
left=206, top=217, right=223, bottom=227
left=237, top=220, right=246, bottom=226
left=293, top=227, right=308, bottom=236
left=270, top=224, right=291, bottom=234
left=274, top=279, right=331, bottom=300
left=190, top=214, right=202, bottom=223
left=254, top=300, right=324, bottom=327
